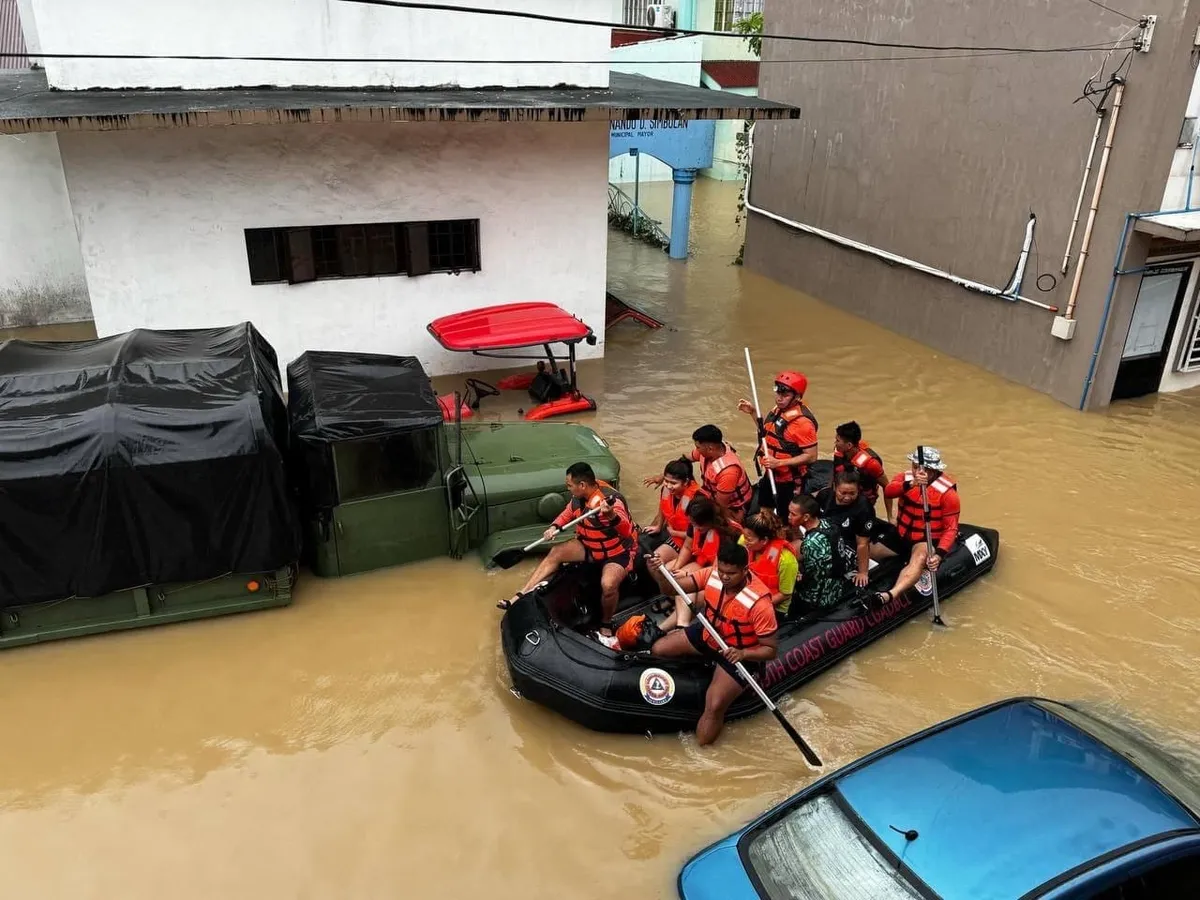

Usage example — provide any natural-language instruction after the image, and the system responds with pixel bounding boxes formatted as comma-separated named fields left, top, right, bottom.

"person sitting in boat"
left=832, top=421, right=891, bottom=519
left=499, top=462, right=636, bottom=624
left=639, top=457, right=700, bottom=568
left=786, top=494, right=850, bottom=618
left=645, top=541, right=778, bottom=746
left=815, top=469, right=877, bottom=589
left=645, top=425, right=754, bottom=523
left=736, top=370, right=818, bottom=517
left=870, top=446, right=960, bottom=607
left=737, top=509, right=798, bottom=616
left=653, top=495, right=738, bottom=628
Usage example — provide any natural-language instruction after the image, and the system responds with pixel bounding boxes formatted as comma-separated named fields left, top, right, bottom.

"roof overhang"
left=1134, top=211, right=1200, bottom=243
left=0, top=70, right=799, bottom=134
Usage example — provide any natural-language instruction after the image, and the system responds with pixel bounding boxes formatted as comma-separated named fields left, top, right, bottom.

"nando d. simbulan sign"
left=609, top=118, right=716, bottom=171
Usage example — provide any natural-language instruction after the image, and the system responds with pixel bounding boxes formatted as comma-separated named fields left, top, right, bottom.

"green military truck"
left=0, top=323, right=299, bottom=649
left=286, top=351, right=620, bottom=576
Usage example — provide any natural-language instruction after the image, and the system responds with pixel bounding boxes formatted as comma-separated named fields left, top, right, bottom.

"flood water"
left=3, top=180, right=1200, bottom=898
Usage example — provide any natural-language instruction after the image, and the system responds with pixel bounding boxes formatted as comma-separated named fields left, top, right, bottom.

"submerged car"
left=679, top=697, right=1200, bottom=900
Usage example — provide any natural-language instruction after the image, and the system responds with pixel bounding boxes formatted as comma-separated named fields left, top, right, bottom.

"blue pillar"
left=669, top=168, right=696, bottom=260
left=677, top=0, right=697, bottom=30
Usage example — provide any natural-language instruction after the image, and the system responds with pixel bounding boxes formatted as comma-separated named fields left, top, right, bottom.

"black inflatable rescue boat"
left=500, top=522, right=1000, bottom=735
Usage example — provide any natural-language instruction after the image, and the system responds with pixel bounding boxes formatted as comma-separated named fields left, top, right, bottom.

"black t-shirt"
left=816, top=488, right=876, bottom=549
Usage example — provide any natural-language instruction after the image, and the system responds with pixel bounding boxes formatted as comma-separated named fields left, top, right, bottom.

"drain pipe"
left=743, top=128, right=1058, bottom=312
left=1004, top=213, right=1037, bottom=296
left=1063, top=79, right=1125, bottom=321
left=1062, top=108, right=1105, bottom=275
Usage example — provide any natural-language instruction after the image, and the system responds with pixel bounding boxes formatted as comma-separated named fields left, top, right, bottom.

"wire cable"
left=0, top=43, right=1139, bottom=67
left=1081, top=0, right=1141, bottom=23
left=335, top=0, right=1148, bottom=56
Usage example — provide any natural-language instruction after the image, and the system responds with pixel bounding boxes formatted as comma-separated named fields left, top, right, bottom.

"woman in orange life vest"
left=737, top=509, right=798, bottom=616
left=645, top=425, right=754, bottom=524
left=832, top=420, right=892, bottom=520
left=500, top=461, right=636, bottom=624
left=639, top=457, right=700, bottom=567
left=736, top=370, right=818, bottom=520
left=645, top=540, right=779, bottom=747
left=653, top=495, right=738, bottom=628
left=869, top=446, right=961, bottom=607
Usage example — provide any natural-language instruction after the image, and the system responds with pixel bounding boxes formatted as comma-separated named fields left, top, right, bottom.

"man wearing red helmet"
left=737, top=371, right=818, bottom=520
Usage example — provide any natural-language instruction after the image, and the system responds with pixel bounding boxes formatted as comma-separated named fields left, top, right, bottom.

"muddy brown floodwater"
left=2, top=180, right=1200, bottom=899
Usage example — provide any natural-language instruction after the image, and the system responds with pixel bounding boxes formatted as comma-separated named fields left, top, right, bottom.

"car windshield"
left=745, top=791, right=928, bottom=900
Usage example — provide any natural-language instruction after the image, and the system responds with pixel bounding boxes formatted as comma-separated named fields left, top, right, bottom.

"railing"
left=622, top=0, right=650, bottom=26
left=607, top=183, right=670, bottom=250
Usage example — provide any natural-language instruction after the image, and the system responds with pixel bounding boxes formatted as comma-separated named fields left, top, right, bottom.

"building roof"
left=834, top=699, right=1200, bottom=900
left=1135, top=210, right=1200, bottom=242
left=611, top=28, right=665, bottom=48
left=701, top=60, right=760, bottom=89
left=0, top=70, right=798, bottom=134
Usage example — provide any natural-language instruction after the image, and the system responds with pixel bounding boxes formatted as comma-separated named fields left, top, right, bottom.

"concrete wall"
left=703, top=80, right=753, bottom=180
left=57, top=121, right=610, bottom=377
left=24, top=0, right=611, bottom=90
left=746, top=0, right=1200, bottom=409
left=609, top=35, right=703, bottom=183
left=0, top=134, right=90, bottom=327
left=1161, top=63, right=1200, bottom=210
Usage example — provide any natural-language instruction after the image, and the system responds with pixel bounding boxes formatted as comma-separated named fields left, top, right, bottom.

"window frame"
left=330, top=428, right=444, bottom=504
left=244, top=218, right=481, bottom=286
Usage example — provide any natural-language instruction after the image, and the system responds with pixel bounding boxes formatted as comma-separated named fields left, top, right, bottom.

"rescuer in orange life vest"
left=736, top=371, right=818, bottom=520
left=869, top=446, right=961, bottom=607
left=645, top=540, right=779, bottom=746
left=644, top=425, right=754, bottom=523
left=499, top=462, right=636, bottom=624
left=831, top=421, right=892, bottom=520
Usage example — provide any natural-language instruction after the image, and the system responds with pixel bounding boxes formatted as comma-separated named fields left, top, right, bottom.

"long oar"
left=744, top=347, right=778, bottom=503
left=490, top=506, right=603, bottom=570
left=917, top=446, right=946, bottom=627
left=659, top=567, right=822, bottom=768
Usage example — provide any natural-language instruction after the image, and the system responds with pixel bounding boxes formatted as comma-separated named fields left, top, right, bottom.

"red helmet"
left=774, top=371, right=808, bottom=396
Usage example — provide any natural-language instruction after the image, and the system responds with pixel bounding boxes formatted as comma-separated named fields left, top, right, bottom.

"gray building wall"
left=745, top=0, right=1200, bottom=409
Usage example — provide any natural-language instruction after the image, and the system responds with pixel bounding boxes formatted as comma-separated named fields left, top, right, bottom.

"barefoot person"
left=646, top=541, right=778, bottom=746
left=499, top=462, right=636, bottom=625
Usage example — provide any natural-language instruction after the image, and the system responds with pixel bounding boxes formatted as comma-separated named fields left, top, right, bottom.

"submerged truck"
left=0, top=323, right=301, bottom=649
left=286, top=350, right=620, bottom=576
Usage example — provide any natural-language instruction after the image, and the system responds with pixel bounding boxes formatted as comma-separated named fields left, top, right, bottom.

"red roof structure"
left=427, top=302, right=593, bottom=352
left=611, top=28, right=664, bottom=48
left=701, top=60, right=760, bottom=89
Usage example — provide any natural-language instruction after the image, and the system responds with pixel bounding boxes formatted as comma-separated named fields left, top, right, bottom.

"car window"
left=745, top=792, right=928, bottom=900
left=1082, top=851, right=1200, bottom=899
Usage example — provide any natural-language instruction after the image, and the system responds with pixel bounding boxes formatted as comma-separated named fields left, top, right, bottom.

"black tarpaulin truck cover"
left=0, top=322, right=301, bottom=607
left=286, top=351, right=443, bottom=511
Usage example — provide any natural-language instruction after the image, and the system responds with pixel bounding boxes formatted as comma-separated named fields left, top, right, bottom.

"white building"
left=0, top=0, right=795, bottom=374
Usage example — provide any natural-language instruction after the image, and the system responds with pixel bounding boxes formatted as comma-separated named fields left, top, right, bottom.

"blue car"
left=679, top=697, right=1200, bottom=900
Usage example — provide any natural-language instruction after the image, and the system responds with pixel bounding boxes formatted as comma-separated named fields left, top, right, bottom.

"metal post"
left=633, top=150, right=641, bottom=237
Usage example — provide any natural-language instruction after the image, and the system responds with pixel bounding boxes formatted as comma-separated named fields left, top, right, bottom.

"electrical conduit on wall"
left=742, top=127, right=1058, bottom=312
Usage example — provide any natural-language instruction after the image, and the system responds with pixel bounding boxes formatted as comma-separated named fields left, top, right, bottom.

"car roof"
left=833, top=698, right=1200, bottom=900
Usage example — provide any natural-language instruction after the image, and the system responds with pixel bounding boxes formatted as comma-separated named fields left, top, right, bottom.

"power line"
left=0, top=43, right=1139, bottom=66
left=336, top=0, right=1146, bottom=56
left=1081, top=0, right=1141, bottom=23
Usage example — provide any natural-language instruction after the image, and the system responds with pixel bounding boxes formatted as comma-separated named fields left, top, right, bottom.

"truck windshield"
left=744, top=792, right=929, bottom=900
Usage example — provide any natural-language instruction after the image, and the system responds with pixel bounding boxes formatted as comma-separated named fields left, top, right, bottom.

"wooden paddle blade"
left=490, top=548, right=528, bottom=570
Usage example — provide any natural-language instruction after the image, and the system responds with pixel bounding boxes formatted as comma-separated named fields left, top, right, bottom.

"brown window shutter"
left=405, top=223, right=431, bottom=277
left=286, top=228, right=316, bottom=284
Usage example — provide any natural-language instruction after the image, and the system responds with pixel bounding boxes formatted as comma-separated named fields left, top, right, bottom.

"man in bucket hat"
left=869, top=445, right=960, bottom=607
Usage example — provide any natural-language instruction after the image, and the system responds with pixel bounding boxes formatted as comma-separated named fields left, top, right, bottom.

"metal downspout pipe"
left=742, top=127, right=1058, bottom=312
left=1064, top=80, right=1126, bottom=321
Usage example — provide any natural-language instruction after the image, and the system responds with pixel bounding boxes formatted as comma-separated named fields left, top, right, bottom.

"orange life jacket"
left=834, top=441, right=885, bottom=504
left=571, top=481, right=635, bottom=560
left=761, top=404, right=819, bottom=482
left=700, top=569, right=774, bottom=650
left=747, top=537, right=792, bottom=594
left=659, top=481, right=700, bottom=536
left=895, top=473, right=957, bottom=544
left=701, top=444, right=754, bottom=512
left=690, top=525, right=723, bottom=567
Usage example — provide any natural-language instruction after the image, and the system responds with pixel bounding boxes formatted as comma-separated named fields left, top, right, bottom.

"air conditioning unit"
left=647, top=3, right=677, bottom=29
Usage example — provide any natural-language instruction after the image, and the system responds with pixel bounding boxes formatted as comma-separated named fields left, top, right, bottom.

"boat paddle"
left=490, top=506, right=604, bottom=570
left=744, top=347, right=778, bottom=503
left=916, top=445, right=946, bottom=627
left=658, top=567, right=822, bottom=768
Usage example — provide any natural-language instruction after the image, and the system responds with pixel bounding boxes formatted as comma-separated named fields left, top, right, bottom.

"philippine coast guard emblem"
left=639, top=668, right=676, bottom=706
left=916, top=570, right=934, bottom=597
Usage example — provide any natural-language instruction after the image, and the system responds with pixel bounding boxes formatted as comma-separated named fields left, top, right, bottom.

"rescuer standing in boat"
left=736, top=371, right=818, bottom=519
left=646, top=541, right=778, bottom=746
left=500, top=462, right=636, bottom=624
